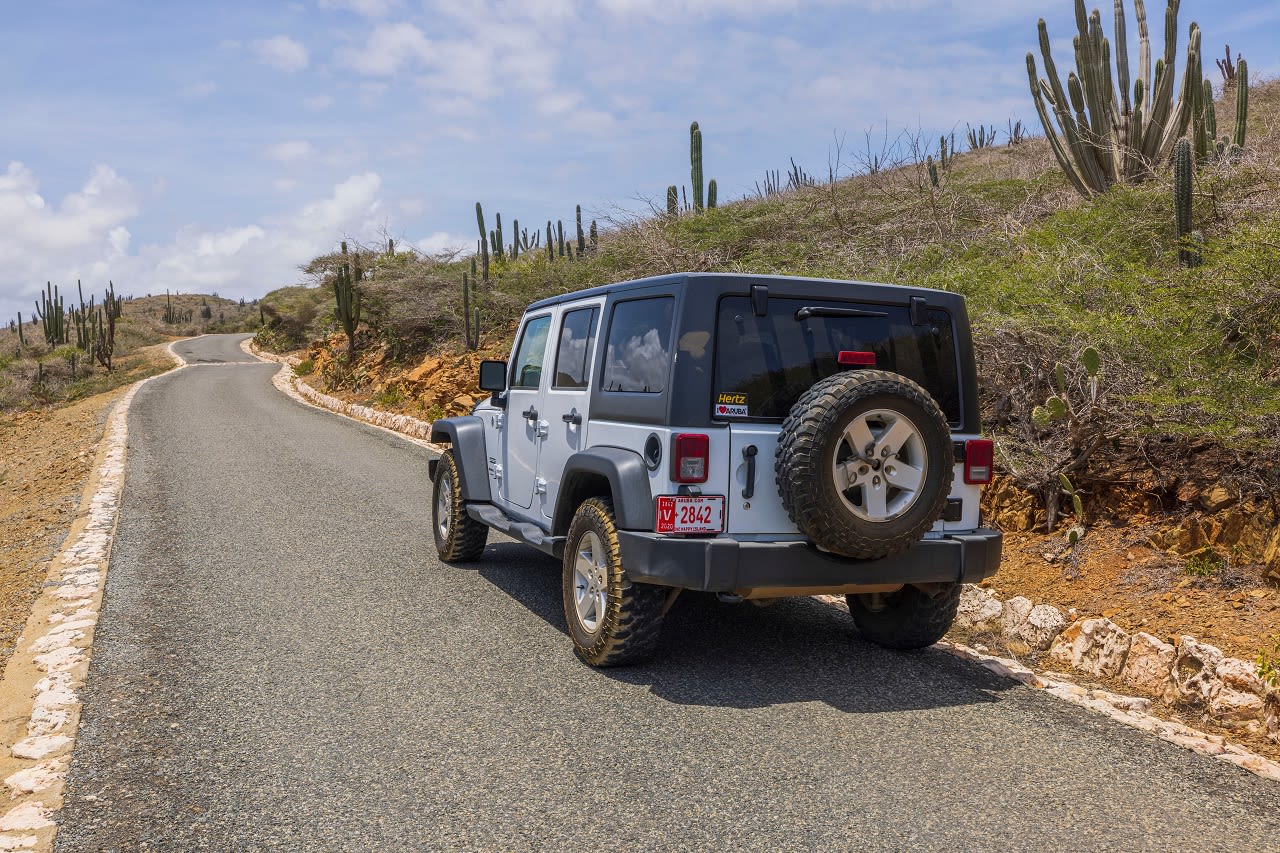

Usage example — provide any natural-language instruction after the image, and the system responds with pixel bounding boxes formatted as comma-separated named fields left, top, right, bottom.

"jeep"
left=429, top=273, right=1002, bottom=665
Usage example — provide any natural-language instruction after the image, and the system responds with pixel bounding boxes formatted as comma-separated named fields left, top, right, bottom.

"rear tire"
left=847, top=583, right=961, bottom=650
left=562, top=497, right=667, bottom=666
left=432, top=450, right=488, bottom=562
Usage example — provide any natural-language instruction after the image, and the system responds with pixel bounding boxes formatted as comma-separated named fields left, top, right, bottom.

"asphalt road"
left=56, top=334, right=1280, bottom=852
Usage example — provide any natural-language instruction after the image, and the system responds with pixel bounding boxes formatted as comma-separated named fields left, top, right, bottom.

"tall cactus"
left=690, top=121, right=704, bottom=211
left=590, top=220, right=598, bottom=252
left=1027, top=0, right=1203, bottom=197
left=475, top=203, right=490, bottom=281
left=16, top=312, right=25, bottom=348
left=707, top=179, right=717, bottom=209
left=1172, top=137, right=1199, bottom=267
left=1233, top=57, right=1248, bottom=147
left=333, top=258, right=362, bottom=359
left=545, top=221, right=554, bottom=261
left=666, top=185, right=678, bottom=216
left=576, top=205, right=586, bottom=254
left=460, top=273, right=480, bottom=351
left=494, top=212, right=505, bottom=262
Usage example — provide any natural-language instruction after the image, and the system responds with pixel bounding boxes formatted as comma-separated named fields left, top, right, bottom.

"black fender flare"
left=429, top=416, right=491, bottom=502
left=553, top=447, right=655, bottom=535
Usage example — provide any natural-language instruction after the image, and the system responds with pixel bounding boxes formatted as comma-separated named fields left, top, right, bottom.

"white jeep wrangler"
left=430, top=273, right=1001, bottom=665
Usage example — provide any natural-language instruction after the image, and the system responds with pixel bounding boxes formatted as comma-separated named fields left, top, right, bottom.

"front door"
left=538, top=302, right=602, bottom=522
left=503, top=313, right=553, bottom=512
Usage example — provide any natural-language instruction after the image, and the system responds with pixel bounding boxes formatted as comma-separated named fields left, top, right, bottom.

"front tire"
left=432, top=450, right=488, bottom=562
left=847, top=582, right=961, bottom=650
left=562, top=497, right=667, bottom=666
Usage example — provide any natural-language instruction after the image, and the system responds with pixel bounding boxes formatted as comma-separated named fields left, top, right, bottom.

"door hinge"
left=536, top=419, right=549, bottom=438
left=535, top=477, right=547, bottom=494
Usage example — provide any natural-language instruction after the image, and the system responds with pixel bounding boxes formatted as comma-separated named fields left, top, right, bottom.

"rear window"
left=712, top=296, right=960, bottom=423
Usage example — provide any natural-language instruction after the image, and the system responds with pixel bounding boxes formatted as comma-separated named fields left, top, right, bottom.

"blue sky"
left=2, top=0, right=1277, bottom=322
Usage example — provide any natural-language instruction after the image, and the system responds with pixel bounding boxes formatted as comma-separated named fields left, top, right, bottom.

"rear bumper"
left=616, top=529, right=1002, bottom=592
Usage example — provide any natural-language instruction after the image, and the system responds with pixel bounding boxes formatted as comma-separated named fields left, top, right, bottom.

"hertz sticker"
left=714, top=392, right=749, bottom=417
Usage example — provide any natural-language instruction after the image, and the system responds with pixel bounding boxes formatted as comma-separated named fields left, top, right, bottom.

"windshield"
left=712, top=295, right=961, bottom=422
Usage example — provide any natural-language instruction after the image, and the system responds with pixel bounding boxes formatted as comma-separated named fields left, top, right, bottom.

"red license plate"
left=655, top=495, right=725, bottom=534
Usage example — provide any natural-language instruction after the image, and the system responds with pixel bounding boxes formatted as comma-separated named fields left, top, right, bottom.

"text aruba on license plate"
left=655, top=496, right=725, bottom=534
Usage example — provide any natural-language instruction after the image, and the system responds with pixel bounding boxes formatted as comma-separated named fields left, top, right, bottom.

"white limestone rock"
left=1048, top=617, right=1132, bottom=678
left=953, top=585, right=1003, bottom=632
left=1164, top=635, right=1225, bottom=707
left=1016, top=604, right=1067, bottom=651
left=1120, top=632, right=1176, bottom=696
left=0, top=803, right=52, bottom=832
left=999, top=596, right=1033, bottom=638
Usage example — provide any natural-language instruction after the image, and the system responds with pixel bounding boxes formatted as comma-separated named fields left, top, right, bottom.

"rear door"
left=539, top=301, right=603, bottom=522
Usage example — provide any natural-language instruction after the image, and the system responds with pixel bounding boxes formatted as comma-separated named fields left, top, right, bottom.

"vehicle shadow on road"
left=474, top=542, right=1016, bottom=714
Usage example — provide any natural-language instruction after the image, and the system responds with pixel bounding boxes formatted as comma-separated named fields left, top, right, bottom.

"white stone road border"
left=0, top=342, right=190, bottom=852
left=248, top=338, right=1280, bottom=785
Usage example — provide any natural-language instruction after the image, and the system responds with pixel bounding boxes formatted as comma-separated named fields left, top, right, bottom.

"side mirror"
left=479, top=360, right=508, bottom=393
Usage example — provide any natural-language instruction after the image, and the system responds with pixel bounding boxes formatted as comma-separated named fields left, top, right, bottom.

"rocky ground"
left=0, top=347, right=175, bottom=672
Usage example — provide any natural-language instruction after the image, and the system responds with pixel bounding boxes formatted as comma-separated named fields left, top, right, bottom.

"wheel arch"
left=429, top=416, right=491, bottom=502
left=553, top=447, right=654, bottom=536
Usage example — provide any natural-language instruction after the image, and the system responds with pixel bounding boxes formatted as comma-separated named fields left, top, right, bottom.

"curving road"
left=55, top=334, right=1279, bottom=851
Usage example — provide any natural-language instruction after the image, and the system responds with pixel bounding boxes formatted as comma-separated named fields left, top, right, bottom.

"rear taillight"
left=964, top=439, right=994, bottom=484
left=671, top=433, right=709, bottom=483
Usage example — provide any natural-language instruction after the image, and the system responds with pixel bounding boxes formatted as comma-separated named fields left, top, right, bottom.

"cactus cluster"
left=1032, top=346, right=1103, bottom=429
left=1027, top=0, right=1204, bottom=198
left=966, top=124, right=996, bottom=150
left=333, top=243, right=363, bottom=359
left=35, top=282, right=66, bottom=346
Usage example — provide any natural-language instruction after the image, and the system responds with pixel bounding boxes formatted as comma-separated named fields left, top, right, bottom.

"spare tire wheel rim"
left=831, top=407, right=928, bottom=522
left=572, top=530, right=609, bottom=634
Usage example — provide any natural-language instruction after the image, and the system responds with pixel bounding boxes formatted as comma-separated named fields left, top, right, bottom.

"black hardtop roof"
left=524, top=272, right=962, bottom=312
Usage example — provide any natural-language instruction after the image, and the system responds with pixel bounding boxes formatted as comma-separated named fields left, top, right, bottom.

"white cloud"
left=339, top=22, right=432, bottom=75
left=273, top=179, right=299, bottom=192
left=254, top=35, right=309, bottom=72
left=414, top=231, right=472, bottom=255
left=264, top=141, right=315, bottom=162
left=304, top=94, right=335, bottom=111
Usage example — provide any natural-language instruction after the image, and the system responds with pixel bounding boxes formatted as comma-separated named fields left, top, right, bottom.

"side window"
left=510, top=315, right=552, bottom=389
left=601, top=297, right=674, bottom=393
left=553, top=307, right=598, bottom=389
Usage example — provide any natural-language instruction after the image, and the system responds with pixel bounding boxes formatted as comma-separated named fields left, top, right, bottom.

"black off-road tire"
left=562, top=497, right=667, bottom=667
left=847, top=582, right=962, bottom=650
left=775, top=369, right=953, bottom=560
left=432, top=450, right=488, bottom=562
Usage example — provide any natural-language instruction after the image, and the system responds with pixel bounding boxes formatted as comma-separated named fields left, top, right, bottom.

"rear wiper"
left=795, top=306, right=888, bottom=320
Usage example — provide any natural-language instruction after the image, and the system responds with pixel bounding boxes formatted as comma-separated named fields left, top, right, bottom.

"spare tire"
left=775, top=369, right=953, bottom=560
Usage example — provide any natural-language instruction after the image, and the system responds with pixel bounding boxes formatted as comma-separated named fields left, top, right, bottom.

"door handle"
left=521, top=406, right=538, bottom=420
left=742, top=444, right=758, bottom=499
left=561, top=408, right=582, bottom=426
